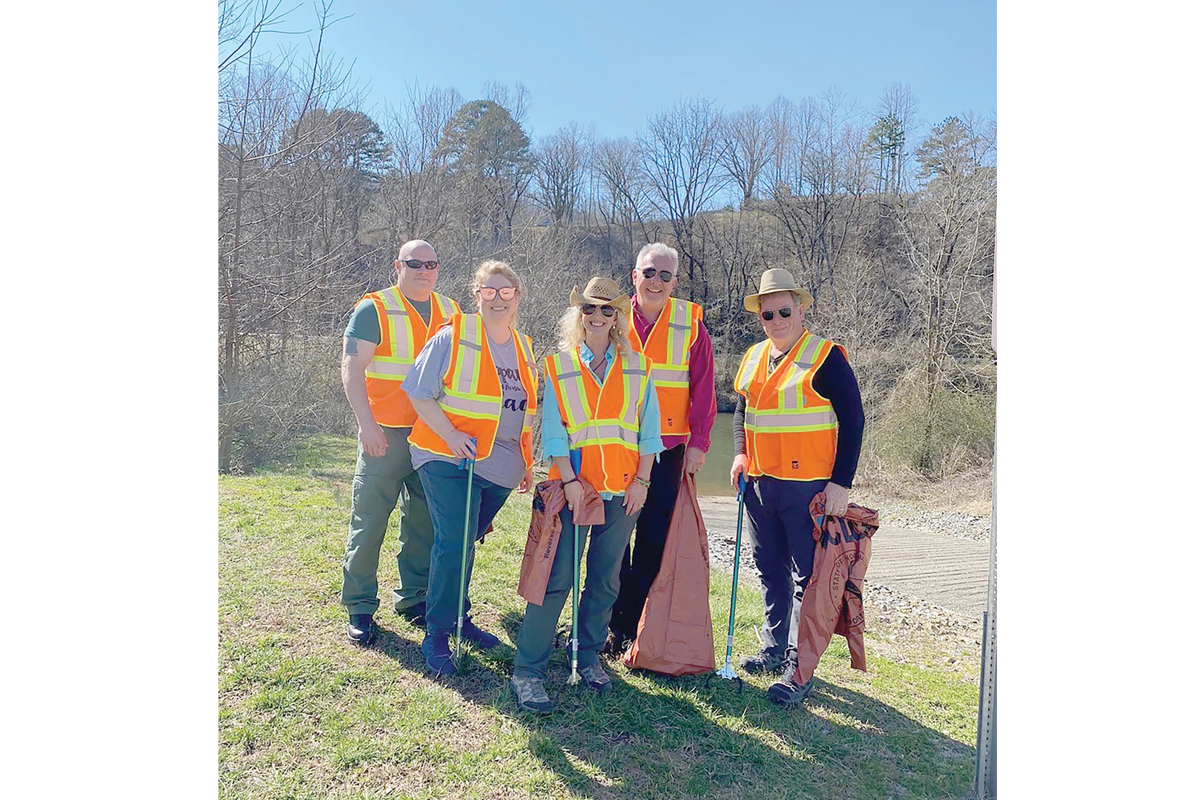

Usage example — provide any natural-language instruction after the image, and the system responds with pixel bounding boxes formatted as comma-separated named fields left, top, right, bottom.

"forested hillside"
left=218, top=1, right=996, bottom=480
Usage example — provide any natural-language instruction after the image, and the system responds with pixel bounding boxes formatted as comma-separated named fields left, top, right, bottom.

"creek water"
left=692, top=411, right=737, bottom=498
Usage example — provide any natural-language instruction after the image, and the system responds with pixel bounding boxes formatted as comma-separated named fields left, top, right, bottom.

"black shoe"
left=768, top=678, right=813, bottom=707
left=422, top=633, right=457, bottom=676
left=347, top=614, right=377, bottom=646
left=739, top=650, right=785, bottom=674
left=395, top=602, right=427, bottom=627
left=459, top=618, right=501, bottom=649
left=601, top=630, right=633, bottom=658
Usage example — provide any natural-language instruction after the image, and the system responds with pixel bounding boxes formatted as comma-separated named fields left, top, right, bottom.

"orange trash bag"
left=623, top=473, right=716, bottom=676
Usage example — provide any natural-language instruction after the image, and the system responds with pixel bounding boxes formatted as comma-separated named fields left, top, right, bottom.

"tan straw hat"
left=743, top=268, right=814, bottom=313
left=569, top=276, right=632, bottom=314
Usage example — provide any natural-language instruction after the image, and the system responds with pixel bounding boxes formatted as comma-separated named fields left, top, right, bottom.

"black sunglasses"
left=759, top=307, right=794, bottom=321
left=581, top=303, right=617, bottom=317
left=402, top=259, right=439, bottom=270
left=640, top=267, right=674, bottom=283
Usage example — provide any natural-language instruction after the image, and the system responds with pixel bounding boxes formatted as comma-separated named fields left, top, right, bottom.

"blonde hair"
left=556, top=303, right=632, bottom=360
left=471, top=259, right=522, bottom=324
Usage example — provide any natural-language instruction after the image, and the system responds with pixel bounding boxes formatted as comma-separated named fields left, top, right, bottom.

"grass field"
left=219, top=435, right=980, bottom=799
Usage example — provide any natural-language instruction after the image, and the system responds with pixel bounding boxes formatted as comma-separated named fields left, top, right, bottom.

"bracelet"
left=562, top=477, right=580, bottom=487
left=632, top=476, right=651, bottom=488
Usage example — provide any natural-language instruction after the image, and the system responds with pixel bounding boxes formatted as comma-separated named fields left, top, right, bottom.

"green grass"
left=219, top=434, right=980, bottom=799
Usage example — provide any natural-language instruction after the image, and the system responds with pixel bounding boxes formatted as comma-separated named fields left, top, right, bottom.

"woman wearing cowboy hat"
left=509, top=276, right=664, bottom=713
left=728, top=268, right=865, bottom=704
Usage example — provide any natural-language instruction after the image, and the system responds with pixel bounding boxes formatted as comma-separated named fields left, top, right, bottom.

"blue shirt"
left=540, top=342, right=664, bottom=499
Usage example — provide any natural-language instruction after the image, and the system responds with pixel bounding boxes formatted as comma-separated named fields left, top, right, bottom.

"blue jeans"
left=417, top=460, right=513, bottom=636
left=512, top=497, right=641, bottom=680
left=744, top=476, right=827, bottom=656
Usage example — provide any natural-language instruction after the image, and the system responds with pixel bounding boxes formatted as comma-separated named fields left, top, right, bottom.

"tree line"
left=218, top=0, right=996, bottom=479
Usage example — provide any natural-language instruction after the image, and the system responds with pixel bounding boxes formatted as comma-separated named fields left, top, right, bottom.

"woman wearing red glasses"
left=403, top=260, right=540, bottom=677
left=729, top=268, right=865, bottom=704
left=508, top=276, right=663, bottom=714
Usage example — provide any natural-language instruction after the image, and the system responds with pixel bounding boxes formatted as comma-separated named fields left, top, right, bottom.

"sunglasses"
left=640, top=267, right=674, bottom=282
left=402, top=259, right=439, bottom=270
left=581, top=303, right=617, bottom=317
left=759, top=307, right=795, bottom=321
left=477, top=286, right=517, bottom=301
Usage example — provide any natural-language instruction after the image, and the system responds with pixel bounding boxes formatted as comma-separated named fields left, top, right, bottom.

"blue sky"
left=252, top=0, right=996, bottom=142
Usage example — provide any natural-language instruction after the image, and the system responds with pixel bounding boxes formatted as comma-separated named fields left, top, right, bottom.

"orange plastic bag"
left=623, top=473, right=716, bottom=675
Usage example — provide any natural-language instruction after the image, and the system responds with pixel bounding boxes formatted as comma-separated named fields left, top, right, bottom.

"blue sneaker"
left=422, top=633, right=457, bottom=676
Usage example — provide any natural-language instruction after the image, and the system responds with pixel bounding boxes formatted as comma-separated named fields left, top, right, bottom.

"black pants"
left=608, top=444, right=686, bottom=639
left=744, top=475, right=827, bottom=657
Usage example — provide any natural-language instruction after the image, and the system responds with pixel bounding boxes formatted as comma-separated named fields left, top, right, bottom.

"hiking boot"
left=395, top=601, right=427, bottom=627
left=768, top=678, right=813, bottom=707
left=459, top=618, right=501, bottom=649
left=421, top=633, right=457, bottom=676
left=579, top=663, right=612, bottom=694
left=347, top=613, right=377, bottom=646
left=781, top=653, right=799, bottom=681
left=510, top=675, right=553, bottom=714
left=739, top=649, right=785, bottom=674
left=601, top=630, right=633, bottom=658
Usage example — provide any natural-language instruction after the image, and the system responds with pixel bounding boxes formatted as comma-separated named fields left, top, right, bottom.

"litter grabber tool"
left=454, top=437, right=479, bottom=666
left=710, top=473, right=747, bottom=693
left=567, top=448, right=582, bottom=686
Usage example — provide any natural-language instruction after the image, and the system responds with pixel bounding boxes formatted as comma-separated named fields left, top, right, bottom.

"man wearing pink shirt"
left=604, top=242, right=717, bottom=656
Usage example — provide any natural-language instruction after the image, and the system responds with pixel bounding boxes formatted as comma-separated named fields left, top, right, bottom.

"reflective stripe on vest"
left=361, top=288, right=459, bottom=427
left=734, top=331, right=842, bottom=481
left=407, top=313, right=538, bottom=469
left=546, top=347, right=648, bottom=494
left=628, top=297, right=701, bottom=436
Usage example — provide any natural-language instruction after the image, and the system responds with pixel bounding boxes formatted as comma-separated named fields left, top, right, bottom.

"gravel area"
left=703, top=499, right=987, bottom=654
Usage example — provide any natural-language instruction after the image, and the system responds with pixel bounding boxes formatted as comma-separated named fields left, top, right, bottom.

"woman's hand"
left=518, top=468, right=534, bottom=493
left=563, top=478, right=585, bottom=512
left=623, top=478, right=648, bottom=516
left=444, top=430, right=477, bottom=461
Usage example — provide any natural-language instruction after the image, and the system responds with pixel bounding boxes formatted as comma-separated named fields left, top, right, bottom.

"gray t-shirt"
left=402, top=325, right=528, bottom=489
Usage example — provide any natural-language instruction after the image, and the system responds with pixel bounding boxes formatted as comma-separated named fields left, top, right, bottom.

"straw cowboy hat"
left=569, top=276, right=632, bottom=314
left=743, top=268, right=814, bottom=313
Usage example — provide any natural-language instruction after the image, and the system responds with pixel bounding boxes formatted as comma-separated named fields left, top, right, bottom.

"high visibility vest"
left=545, top=346, right=650, bottom=494
left=627, top=297, right=702, bottom=436
left=362, top=287, right=460, bottom=427
left=407, top=313, right=539, bottom=469
left=734, top=330, right=846, bottom=481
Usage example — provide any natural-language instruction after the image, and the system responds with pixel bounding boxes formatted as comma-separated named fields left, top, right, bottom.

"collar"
left=580, top=341, right=615, bottom=366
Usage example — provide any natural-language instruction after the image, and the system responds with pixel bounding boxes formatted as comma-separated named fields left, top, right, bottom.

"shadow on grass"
left=389, top=609, right=978, bottom=800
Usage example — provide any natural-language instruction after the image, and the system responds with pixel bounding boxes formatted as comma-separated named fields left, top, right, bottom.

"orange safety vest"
left=361, top=287, right=460, bottom=427
left=544, top=346, right=650, bottom=495
left=627, top=297, right=702, bottom=436
left=734, top=330, right=846, bottom=481
left=407, top=313, right=539, bottom=469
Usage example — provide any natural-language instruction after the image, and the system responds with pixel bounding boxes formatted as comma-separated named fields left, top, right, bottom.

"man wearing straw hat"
left=728, top=268, right=864, bottom=697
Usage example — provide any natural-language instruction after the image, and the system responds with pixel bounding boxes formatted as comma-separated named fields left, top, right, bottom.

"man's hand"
left=359, top=422, right=388, bottom=458
left=517, top=468, right=534, bottom=494
left=624, top=479, right=648, bottom=516
left=729, top=453, right=750, bottom=489
left=683, top=447, right=706, bottom=475
left=824, top=481, right=850, bottom=517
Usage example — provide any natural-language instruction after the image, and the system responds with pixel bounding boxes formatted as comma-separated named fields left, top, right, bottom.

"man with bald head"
left=339, top=239, right=462, bottom=645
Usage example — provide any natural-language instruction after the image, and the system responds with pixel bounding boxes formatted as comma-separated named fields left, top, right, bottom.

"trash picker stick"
left=568, top=448, right=582, bottom=685
left=716, top=474, right=747, bottom=682
left=455, top=437, right=478, bottom=666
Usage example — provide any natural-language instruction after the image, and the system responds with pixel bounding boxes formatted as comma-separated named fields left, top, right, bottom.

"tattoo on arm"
left=345, top=337, right=360, bottom=357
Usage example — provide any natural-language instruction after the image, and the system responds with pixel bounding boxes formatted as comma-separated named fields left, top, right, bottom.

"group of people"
left=338, top=237, right=863, bottom=713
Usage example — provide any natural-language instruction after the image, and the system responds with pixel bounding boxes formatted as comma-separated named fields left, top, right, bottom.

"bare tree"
left=639, top=97, right=731, bottom=304
left=719, top=105, right=773, bottom=206
left=533, top=122, right=588, bottom=227
left=590, top=136, right=652, bottom=266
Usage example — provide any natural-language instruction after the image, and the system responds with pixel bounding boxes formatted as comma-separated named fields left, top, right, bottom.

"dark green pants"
left=340, top=426, right=435, bottom=616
